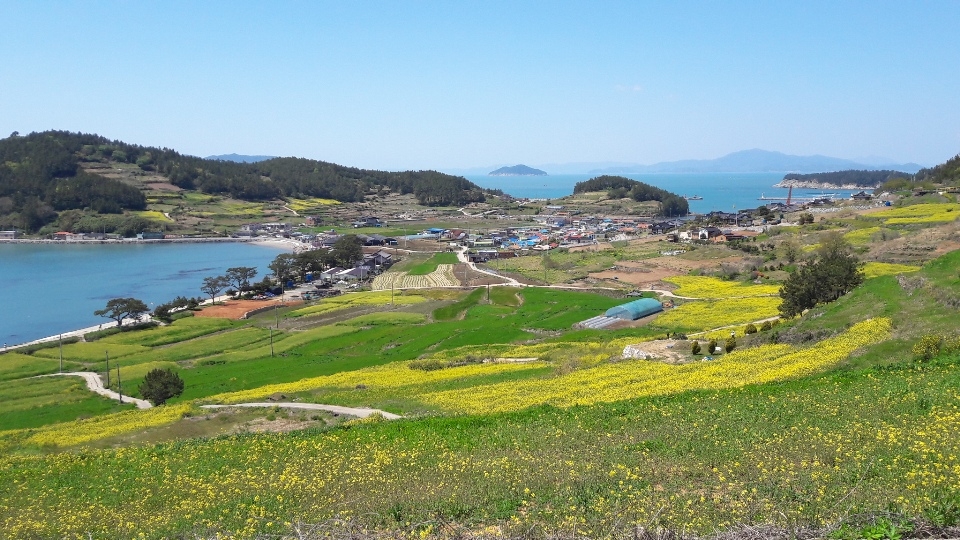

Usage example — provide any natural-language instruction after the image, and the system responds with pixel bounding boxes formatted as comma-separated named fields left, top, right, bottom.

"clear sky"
left=2, top=1, right=958, bottom=171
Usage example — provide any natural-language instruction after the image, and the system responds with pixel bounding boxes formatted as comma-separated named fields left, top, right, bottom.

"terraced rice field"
left=372, top=264, right=461, bottom=290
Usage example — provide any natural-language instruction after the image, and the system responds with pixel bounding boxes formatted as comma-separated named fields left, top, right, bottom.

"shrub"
left=744, top=323, right=758, bottom=335
left=913, top=334, right=944, bottom=362
left=708, top=339, right=718, bottom=355
left=691, top=341, right=701, bottom=355
left=725, top=336, right=737, bottom=353
left=760, top=320, right=772, bottom=331
left=138, top=368, right=185, bottom=405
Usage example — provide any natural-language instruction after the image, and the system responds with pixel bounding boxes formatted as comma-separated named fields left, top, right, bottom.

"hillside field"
left=1, top=199, right=960, bottom=538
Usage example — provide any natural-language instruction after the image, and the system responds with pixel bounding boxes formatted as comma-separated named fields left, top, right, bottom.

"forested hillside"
left=916, top=153, right=960, bottom=185
left=0, top=131, right=491, bottom=232
left=573, top=175, right=688, bottom=216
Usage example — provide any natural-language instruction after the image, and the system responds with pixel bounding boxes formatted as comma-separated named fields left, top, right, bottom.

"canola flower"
left=869, top=202, right=960, bottom=224
left=209, top=361, right=545, bottom=404
left=655, top=297, right=781, bottom=332
left=1, top=314, right=950, bottom=540
left=420, top=318, right=891, bottom=414
left=665, top=276, right=781, bottom=298
left=286, top=197, right=340, bottom=212
left=0, top=403, right=193, bottom=448
left=844, top=226, right=884, bottom=245
left=862, top=261, right=921, bottom=279
left=287, top=291, right=425, bottom=317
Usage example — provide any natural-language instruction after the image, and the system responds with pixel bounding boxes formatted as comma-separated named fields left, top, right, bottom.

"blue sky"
left=2, top=1, right=958, bottom=171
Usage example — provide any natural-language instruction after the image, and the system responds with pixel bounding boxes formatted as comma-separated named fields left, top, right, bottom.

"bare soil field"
left=195, top=299, right=302, bottom=320
left=588, top=255, right=745, bottom=287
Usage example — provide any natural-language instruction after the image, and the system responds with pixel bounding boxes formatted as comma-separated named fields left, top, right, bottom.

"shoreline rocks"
left=773, top=179, right=876, bottom=190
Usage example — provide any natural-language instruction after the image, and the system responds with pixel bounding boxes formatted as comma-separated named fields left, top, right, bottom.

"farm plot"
left=372, top=264, right=460, bottom=290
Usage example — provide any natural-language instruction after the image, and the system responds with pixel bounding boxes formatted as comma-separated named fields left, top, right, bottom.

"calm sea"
left=0, top=242, right=286, bottom=346
left=466, top=172, right=860, bottom=214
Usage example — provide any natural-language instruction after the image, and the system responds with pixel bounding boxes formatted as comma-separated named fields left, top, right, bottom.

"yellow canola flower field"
left=665, top=276, right=781, bottom=298
left=210, top=361, right=545, bottom=404
left=421, top=318, right=891, bottom=414
left=286, top=197, right=340, bottom=211
left=287, top=291, right=425, bottom=317
left=869, top=202, right=960, bottom=224
left=844, top=226, right=883, bottom=245
left=131, top=210, right=172, bottom=222
left=863, top=261, right=921, bottom=279
left=0, top=404, right=193, bottom=449
left=655, top=296, right=781, bottom=332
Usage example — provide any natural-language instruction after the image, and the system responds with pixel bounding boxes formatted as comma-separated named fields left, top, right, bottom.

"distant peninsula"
left=488, top=164, right=547, bottom=176
left=775, top=169, right=912, bottom=190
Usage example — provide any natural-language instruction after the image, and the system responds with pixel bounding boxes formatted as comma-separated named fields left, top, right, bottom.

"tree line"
left=915, top=154, right=960, bottom=186
left=572, top=175, right=689, bottom=216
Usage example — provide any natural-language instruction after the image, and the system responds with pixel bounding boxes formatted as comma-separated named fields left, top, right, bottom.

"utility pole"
left=275, top=303, right=279, bottom=329
left=269, top=327, right=274, bottom=357
left=59, top=334, right=63, bottom=373
left=105, top=351, right=110, bottom=387
left=117, top=364, right=122, bottom=404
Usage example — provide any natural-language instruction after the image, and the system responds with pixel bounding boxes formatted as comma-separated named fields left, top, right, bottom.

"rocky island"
left=488, top=164, right=547, bottom=176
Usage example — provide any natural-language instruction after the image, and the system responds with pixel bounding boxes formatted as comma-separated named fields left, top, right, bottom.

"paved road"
left=201, top=402, right=402, bottom=420
left=43, top=372, right=153, bottom=409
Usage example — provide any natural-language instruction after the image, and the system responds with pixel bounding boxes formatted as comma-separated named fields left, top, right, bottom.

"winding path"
left=201, top=402, right=402, bottom=420
left=455, top=247, right=522, bottom=286
left=42, top=372, right=153, bottom=409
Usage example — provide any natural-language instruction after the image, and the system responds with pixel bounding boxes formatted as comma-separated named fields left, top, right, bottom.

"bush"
left=138, top=368, right=185, bottom=405
left=708, top=339, right=718, bottom=355
left=744, top=323, right=758, bottom=335
left=691, top=341, right=701, bottom=355
left=725, top=336, right=737, bottom=353
left=760, top=320, right=772, bottom=332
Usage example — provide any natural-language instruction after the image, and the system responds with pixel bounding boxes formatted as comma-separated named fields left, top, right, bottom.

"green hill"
left=0, top=131, right=493, bottom=234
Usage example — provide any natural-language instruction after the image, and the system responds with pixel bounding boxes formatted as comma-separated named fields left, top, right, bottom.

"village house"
left=0, top=230, right=19, bottom=239
left=351, top=216, right=382, bottom=228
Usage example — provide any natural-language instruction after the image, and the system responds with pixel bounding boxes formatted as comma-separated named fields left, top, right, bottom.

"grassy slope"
left=2, top=237, right=959, bottom=537
left=3, top=354, right=958, bottom=537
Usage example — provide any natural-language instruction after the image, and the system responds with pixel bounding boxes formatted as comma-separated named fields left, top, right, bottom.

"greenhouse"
left=605, top=297, right=664, bottom=320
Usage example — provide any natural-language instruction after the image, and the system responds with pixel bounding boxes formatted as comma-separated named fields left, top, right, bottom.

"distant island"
left=586, top=149, right=923, bottom=175
left=488, top=164, right=547, bottom=176
left=775, top=170, right=912, bottom=190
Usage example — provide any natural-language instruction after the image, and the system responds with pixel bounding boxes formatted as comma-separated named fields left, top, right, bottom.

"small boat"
left=684, top=195, right=703, bottom=200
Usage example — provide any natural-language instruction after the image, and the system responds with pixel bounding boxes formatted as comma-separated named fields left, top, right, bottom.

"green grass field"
left=2, top=221, right=960, bottom=538
left=406, top=252, right=460, bottom=275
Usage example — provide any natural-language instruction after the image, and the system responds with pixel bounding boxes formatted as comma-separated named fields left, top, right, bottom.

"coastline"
left=1, top=240, right=296, bottom=348
left=0, top=316, right=151, bottom=354
left=773, top=179, right=877, bottom=190
left=0, top=236, right=306, bottom=252
left=2, top=237, right=256, bottom=245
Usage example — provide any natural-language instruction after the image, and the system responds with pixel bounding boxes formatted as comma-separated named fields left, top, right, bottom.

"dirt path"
left=202, top=402, right=402, bottom=420
left=456, top=247, right=522, bottom=286
left=42, top=372, right=153, bottom=409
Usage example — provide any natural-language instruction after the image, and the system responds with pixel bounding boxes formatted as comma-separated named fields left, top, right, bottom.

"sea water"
left=466, top=172, right=860, bottom=214
left=0, top=242, right=286, bottom=346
